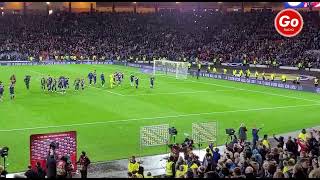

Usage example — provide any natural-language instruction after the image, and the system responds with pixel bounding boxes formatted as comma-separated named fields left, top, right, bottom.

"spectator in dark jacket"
left=46, top=155, right=57, bottom=178
left=24, top=165, right=38, bottom=179
left=77, top=151, right=91, bottom=178
left=36, top=162, right=46, bottom=178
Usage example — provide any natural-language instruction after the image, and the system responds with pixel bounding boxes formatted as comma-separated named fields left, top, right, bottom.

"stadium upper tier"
left=0, top=11, right=319, bottom=68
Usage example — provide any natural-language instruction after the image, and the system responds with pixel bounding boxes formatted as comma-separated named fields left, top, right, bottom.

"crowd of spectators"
left=0, top=10, right=320, bottom=68
left=127, top=127, right=320, bottom=178
left=160, top=127, right=320, bottom=178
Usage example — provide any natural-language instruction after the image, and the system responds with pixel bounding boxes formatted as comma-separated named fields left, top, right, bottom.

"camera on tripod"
left=225, top=128, right=235, bottom=136
left=0, top=147, right=9, bottom=158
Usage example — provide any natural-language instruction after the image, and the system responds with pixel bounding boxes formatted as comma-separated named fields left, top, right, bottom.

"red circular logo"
left=274, top=8, right=304, bottom=37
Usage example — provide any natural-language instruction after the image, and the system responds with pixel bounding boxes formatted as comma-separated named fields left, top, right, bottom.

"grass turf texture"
left=0, top=64, right=320, bottom=172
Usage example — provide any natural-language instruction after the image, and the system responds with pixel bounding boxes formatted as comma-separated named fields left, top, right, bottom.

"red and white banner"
left=30, top=131, right=77, bottom=172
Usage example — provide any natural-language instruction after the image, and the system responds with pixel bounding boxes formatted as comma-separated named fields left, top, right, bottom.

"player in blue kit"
left=65, top=77, right=70, bottom=89
left=150, top=76, right=155, bottom=88
left=52, top=78, right=57, bottom=92
left=93, top=70, right=97, bottom=85
left=74, top=78, right=80, bottom=91
left=100, top=73, right=105, bottom=87
left=130, top=74, right=134, bottom=87
left=135, top=77, right=139, bottom=89
left=80, top=78, right=85, bottom=90
left=24, top=75, right=31, bottom=90
left=47, top=76, right=53, bottom=92
left=41, top=77, right=46, bottom=91
left=88, top=72, right=93, bottom=85
left=0, top=81, right=4, bottom=102
left=9, top=83, right=15, bottom=100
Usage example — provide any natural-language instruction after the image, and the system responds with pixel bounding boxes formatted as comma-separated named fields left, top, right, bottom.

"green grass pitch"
left=0, top=64, right=320, bottom=172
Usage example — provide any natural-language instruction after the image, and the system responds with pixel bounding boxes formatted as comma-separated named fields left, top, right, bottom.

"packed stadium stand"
left=1, top=1, right=320, bottom=179
left=0, top=11, right=320, bottom=69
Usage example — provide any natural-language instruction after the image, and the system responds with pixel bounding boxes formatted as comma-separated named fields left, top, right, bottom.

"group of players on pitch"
left=0, top=70, right=156, bottom=102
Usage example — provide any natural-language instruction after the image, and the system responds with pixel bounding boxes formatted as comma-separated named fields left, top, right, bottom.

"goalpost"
left=153, top=60, right=189, bottom=79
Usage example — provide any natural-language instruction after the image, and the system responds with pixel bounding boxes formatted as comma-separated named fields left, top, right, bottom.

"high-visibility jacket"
left=165, top=161, right=174, bottom=176
left=315, top=78, right=319, bottom=85
left=212, top=68, right=217, bottom=73
left=175, top=170, right=185, bottom=178
left=223, top=69, right=227, bottom=74
left=128, top=162, right=139, bottom=173
left=262, top=139, right=270, bottom=149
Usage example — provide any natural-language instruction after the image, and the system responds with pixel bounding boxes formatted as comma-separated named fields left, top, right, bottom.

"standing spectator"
left=77, top=151, right=91, bottom=178
left=252, top=126, right=260, bottom=149
left=238, top=123, right=248, bottom=143
left=56, top=156, right=68, bottom=178
left=46, top=154, right=57, bottom=178
left=273, top=134, right=285, bottom=149
left=262, top=134, right=271, bottom=149
left=36, top=162, right=46, bottom=178
left=24, top=165, right=37, bottom=179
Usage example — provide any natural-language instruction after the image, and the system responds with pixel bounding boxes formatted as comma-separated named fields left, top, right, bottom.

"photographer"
left=169, top=127, right=178, bottom=144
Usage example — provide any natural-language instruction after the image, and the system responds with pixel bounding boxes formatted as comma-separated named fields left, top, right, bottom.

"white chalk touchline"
left=125, top=89, right=231, bottom=97
left=187, top=79, right=320, bottom=103
left=1, top=103, right=319, bottom=132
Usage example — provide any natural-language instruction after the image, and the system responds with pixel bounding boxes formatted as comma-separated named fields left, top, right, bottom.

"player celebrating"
left=47, top=75, right=53, bottom=92
left=93, top=70, right=97, bottom=85
left=52, top=78, right=57, bottom=92
left=135, top=76, right=139, bottom=89
left=0, top=81, right=4, bottom=102
left=100, top=73, right=105, bottom=87
left=9, top=83, right=15, bottom=100
left=41, top=77, right=46, bottom=91
left=74, top=78, right=80, bottom=91
left=88, top=72, right=93, bottom=86
left=80, top=78, right=85, bottom=90
left=150, top=76, right=155, bottom=88
left=24, top=75, right=31, bottom=90
left=130, top=74, right=135, bottom=87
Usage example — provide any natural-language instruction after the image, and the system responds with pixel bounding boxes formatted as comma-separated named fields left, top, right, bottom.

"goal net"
left=153, top=60, right=189, bottom=79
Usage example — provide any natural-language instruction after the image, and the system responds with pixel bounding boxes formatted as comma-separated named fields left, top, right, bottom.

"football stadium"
left=0, top=1, right=320, bottom=178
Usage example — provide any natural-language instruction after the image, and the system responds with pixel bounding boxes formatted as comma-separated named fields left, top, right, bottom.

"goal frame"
left=153, top=60, right=189, bottom=79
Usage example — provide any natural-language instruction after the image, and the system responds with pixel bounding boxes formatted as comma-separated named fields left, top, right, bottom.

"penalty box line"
left=0, top=103, right=319, bottom=132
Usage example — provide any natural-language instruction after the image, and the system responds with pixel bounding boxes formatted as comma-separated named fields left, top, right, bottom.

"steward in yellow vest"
left=165, top=156, right=175, bottom=178
left=255, top=71, right=259, bottom=79
left=212, top=67, right=217, bottom=74
left=207, top=65, right=211, bottom=73
left=232, top=69, right=237, bottom=76
left=128, top=156, right=140, bottom=173
left=223, top=68, right=227, bottom=75
left=281, top=75, right=287, bottom=83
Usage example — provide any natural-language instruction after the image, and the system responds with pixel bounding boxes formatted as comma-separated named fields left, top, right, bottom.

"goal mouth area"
left=153, top=60, right=189, bottom=79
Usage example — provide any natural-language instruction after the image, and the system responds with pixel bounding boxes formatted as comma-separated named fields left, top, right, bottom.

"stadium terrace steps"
left=7, top=125, right=320, bottom=178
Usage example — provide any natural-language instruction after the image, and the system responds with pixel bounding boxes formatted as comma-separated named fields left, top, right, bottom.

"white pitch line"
left=1, top=103, right=319, bottom=132
left=104, top=66, right=320, bottom=103
left=187, top=79, right=320, bottom=104
left=87, top=85, right=125, bottom=96
left=125, top=89, right=231, bottom=97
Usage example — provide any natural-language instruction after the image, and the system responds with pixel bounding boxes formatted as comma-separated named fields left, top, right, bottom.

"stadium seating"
left=0, top=11, right=319, bottom=69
